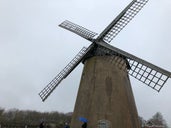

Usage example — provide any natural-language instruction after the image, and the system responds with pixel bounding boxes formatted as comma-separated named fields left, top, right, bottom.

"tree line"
left=139, top=112, right=169, bottom=128
left=0, top=108, right=71, bottom=128
left=0, top=107, right=169, bottom=128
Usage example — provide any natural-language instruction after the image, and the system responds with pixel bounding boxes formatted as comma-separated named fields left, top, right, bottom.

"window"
left=98, top=120, right=110, bottom=128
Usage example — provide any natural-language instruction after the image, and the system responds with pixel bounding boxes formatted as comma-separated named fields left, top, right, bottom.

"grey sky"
left=0, top=0, right=171, bottom=126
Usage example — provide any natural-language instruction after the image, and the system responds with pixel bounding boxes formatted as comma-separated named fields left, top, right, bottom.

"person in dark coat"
left=82, top=122, right=87, bottom=128
left=39, top=121, right=45, bottom=128
left=64, top=122, right=70, bottom=128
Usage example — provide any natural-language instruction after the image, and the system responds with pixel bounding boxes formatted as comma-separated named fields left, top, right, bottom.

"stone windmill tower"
left=39, top=0, right=171, bottom=127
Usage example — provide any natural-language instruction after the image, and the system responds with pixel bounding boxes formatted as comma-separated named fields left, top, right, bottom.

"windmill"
left=39, top=0, right=171, bottom=128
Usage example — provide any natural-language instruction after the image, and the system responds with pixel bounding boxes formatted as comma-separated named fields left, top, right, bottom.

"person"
left=64, top=122, right=70, bottom=128
left=39, top=121, right=45, bottom=128
left=82, top=122, right=87, bottom=128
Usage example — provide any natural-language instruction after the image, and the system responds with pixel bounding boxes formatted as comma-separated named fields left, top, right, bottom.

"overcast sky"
left=0, top=0, right=171, bottom=126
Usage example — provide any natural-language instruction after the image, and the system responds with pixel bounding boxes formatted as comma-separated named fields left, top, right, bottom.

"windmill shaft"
left=71, top=56, right=140, bottom=128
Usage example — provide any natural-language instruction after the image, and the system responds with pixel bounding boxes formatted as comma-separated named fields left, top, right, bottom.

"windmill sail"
left=39, top=45, right=94, bottom=101
left=59, top=20, right=98, bottom=41
left=127, top=58, right=169, bottom=91
left=97, top=0, right=149, bottom=43
left=39, top=0, right=170, bottom=105
left=98, top=41, right=171, bottom=92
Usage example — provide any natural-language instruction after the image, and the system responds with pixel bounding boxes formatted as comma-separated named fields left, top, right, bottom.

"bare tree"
left=148, top=112, right=168, bottom=128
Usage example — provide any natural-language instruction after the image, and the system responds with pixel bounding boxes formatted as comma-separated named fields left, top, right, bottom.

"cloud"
left=0, top=0, right=171, bottom=126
